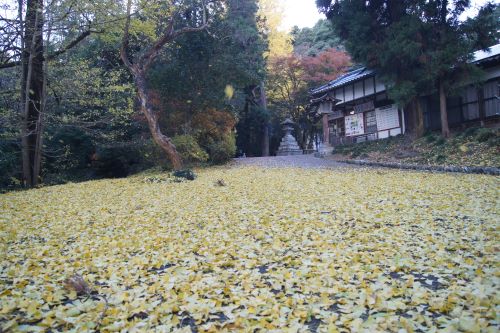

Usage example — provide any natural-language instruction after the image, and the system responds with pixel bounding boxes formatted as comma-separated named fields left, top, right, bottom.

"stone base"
left=315, top=143, right=334, bottom=158
left=277, top=133, right=303, bottom=156
left=277, top=150, right=303, bottom=156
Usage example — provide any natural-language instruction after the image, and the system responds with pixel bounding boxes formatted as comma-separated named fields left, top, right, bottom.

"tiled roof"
left=310, top=43, right=500, bottom=96
left=310, top=67, right=375, bottom=96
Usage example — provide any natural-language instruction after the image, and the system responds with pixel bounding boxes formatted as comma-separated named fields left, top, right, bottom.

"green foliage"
left=474, top=128, right=496, bottom=143
left=317, top=0, right=500, bottom=106
left=92, top=146, right=134, bottom=178
left=171, top=135, right=209, bottom=164
left=335, top=135, right=403, bottom=159
left=172, top=169, right=197, bottom=180
left=291, top=19, right=342, bottom=56
left=236, top=104, right=268, bottom=157
left=0, top=140, right=21, bottom=191
left=148, top=0, right=267, bottom=121
left=205, top=133, right=237, bottom=164
left=0, top=0, right=266, bottom=190
left=434, top=136, right=446, bottom=146
left=45, top=127, right=95, bottom=172
left=424, top=133, right=437, bottom=144
left=91, top=141, right=165, bottom=178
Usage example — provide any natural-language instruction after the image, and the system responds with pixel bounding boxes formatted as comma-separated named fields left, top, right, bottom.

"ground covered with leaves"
left=332, top=127, right=500, bottom=168
left=1, top=166, right=498, bottom=332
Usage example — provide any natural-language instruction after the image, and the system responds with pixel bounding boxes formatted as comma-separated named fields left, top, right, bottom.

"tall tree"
left=317, top=0, right=499, bottom=138
left=267, top=48, right=351, bottom=148
left=223, top=0, right=267, bottom=157
left=120, top=0, right=221, bottom=169
left=21, top=0, right=44, bottom=186
left=258, top=0, right=292, bottom=57
left=1, top=0, right=115, bottom=186
left=291, top=19, right=342, bottom=56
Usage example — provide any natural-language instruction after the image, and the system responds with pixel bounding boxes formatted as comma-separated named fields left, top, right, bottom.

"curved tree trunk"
left=134, top=69, right=182, bottom=170
left=120, top=0, right=209, bottom=170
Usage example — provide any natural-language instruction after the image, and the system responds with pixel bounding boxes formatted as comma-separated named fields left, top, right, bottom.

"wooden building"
left=309, top=43, right=500, bottom=146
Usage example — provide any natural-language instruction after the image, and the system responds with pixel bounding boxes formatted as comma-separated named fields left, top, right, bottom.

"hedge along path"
left=0, top=167, right=498, bottom=332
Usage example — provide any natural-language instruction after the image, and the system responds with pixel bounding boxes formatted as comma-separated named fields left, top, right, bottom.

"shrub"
left=192, top=109, right=237, bottom=142
left=487, top=135, right=499, bottom=147
left=0, top=139, right=21, bottom=191
left=45, top=127, right=95, bottom=172
left=92, top=146, right=134, bottom=178
left=425, top=134, right=437, bottom=143
left=434, top=137, right=446, bottom=145
left=461, top=127, right=478, bottom=138
left=475, top=128, right=496, bottom=143
left=171, top=135, right=209, bottom=164
left=172, top=169, right=196, bottom=180
left=205, top=133, right=237, bottom=164
left=92, top=141, right=163, bottom=178
left=434, top=154, right=446, bottom=163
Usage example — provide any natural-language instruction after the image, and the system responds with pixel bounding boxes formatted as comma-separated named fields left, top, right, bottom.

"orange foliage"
left=192, top=108, right=236, bottom=141
left=300, top=48, right=351, bottom=84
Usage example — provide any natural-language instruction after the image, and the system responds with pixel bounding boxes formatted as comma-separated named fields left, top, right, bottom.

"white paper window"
left=375, top=105, right=399, bottom=130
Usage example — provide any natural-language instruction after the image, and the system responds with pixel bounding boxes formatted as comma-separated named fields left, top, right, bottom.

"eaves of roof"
left=310, top=67, right=375, bottom=96
left=310, top=43, right=500, bottom=96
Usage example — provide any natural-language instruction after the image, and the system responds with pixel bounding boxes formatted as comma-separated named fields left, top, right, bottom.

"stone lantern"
left=276, top=118, right=303, bottom=156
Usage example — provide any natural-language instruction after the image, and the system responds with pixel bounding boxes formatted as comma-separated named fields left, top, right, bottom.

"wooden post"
left=322, top=113, right=329, bottom=144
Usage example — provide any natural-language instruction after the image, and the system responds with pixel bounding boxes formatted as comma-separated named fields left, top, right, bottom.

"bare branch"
left=0, top=28, right=99, bottom=69
left=139, top=0, right=209, bottom=70
left=45, top=29, right=94, bottom=60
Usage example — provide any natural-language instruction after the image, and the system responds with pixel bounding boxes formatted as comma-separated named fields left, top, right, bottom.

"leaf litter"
left=0, top=167, right=498, bottom=332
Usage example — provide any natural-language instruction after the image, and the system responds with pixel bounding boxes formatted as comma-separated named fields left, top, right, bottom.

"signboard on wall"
left=375, top=104, right=399, bottom=131
left=345, top=113, right=365, bottom=136
left=354, top=101, right=374, bottom=114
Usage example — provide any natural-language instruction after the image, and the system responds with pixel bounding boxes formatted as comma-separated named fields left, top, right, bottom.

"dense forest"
left=0, top=0, right=349, bottom=190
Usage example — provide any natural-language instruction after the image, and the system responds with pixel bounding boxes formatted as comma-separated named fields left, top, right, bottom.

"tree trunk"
left=120, top=0, right=208, bottom=169
left=21, top=0, right=44, bottom=187
left=259, top=82, right=269, bottom=156
left=134, top=69, right=182, bottom=170
left=438, top=79, right=450, bottom=138
left=33, top=11, right=52, bottom=184
left=405, top=97, right=424, bottom=138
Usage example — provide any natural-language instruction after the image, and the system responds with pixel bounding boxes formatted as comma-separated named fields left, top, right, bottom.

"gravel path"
left=232, top=155, right=358, bottom=169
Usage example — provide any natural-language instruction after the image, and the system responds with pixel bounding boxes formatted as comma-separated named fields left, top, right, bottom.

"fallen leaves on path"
left=0, top=167, right=498, bottom=332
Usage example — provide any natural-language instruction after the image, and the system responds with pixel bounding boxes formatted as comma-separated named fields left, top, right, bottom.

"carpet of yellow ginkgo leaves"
left=0, top=166, right=499, bottom=333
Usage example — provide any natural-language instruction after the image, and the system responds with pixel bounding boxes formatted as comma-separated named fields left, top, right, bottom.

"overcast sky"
left=281, top=0, right=493, bottom=31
